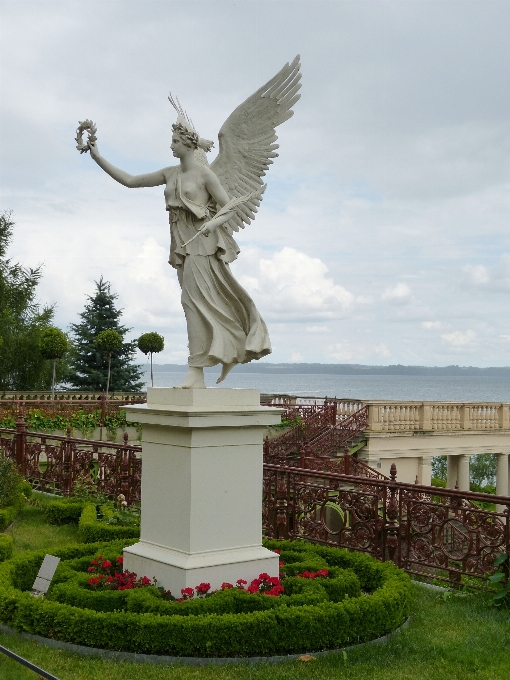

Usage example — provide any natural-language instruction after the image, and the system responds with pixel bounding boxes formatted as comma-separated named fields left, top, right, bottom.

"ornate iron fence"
left=263, top=462, right=510, bottom=587
left=263, top=399, right=337, bottom=463
left=0, top=415, right=141, bottom=505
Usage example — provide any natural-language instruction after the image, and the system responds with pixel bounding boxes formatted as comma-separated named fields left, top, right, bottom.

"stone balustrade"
left=359, top=400, right=510, bottom=432
left=333, top=400, right=510, bottom=501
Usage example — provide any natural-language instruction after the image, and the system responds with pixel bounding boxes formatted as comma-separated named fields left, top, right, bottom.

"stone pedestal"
left=122, top=388, right=282, bottom=595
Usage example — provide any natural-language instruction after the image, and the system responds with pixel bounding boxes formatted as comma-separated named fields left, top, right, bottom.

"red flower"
left=140, top=576, right=151, bottom=586
left=116, top=556, right=124, bottom=564
left=88, top=577, right=99, bottom=587
left=195, top=583, right=211, bottom=595
left=221, top=582, right=233, bottom=590
left=101, top=560, right=112, bottom=569
left=181, top=587, right=194, bottom=599
left=273, top=550, right=281, bottom=555
left=90, top=560, right=98, bottom=566
left=87, top=566, right=95, bottom=573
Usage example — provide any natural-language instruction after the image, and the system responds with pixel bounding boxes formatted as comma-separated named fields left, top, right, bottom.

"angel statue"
left=84, top=56, right=301, bottom=388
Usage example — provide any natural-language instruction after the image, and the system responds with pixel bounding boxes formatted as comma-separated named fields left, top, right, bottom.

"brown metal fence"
left=0, top=415, right=141, bottom=505
left=263, top=462, right=510, bottom=587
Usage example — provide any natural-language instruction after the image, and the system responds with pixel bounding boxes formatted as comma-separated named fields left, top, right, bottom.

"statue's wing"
left=210, top=55, right=301, bottom=233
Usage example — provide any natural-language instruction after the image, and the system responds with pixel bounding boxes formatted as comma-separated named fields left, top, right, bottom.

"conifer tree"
left=0, top=211, right=58, bottom=392
left=68, top=277, right=143, bottom=392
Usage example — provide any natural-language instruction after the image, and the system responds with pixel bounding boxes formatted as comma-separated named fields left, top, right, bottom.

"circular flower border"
left=0, top=538, right=412, bottom=658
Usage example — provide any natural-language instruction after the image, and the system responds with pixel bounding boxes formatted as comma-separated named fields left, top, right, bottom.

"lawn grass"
left=5, top=493, right=78, bottom=555
left=0, top=501, right=509, bottom=680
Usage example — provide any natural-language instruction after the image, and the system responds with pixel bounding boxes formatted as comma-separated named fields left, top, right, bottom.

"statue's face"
left=171, top=133, right=189, bottom=158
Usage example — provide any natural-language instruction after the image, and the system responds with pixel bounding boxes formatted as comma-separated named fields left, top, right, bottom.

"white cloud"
left=464, top=256, right=510, bottom=291
left=327, top=342, right=390, bottom=362
left=381, top=282, right=413, bottom=303
left=441, top=330, right=477, bottom=347
left=239, top=247, right=355, bottom=321
left=422, top=321, right=443, bottom=329
left=306, top=326, right=330, bottom=334
left=291, top=352, right=303, bottom=362
left=464, top=264, right=490, bottom=285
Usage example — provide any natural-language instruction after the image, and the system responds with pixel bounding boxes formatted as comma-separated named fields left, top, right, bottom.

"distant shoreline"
left=144, top=363, right=510, bottom=377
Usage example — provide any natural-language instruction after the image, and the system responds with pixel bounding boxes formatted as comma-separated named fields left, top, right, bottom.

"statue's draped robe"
left=165, top=167, right=271, bottom=368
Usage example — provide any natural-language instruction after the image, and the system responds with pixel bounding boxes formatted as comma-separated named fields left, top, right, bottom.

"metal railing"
left=263, top=461, right=510, bottom=587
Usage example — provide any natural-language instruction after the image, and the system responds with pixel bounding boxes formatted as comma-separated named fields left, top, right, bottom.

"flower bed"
left=0, top=538, right=411, bottom=657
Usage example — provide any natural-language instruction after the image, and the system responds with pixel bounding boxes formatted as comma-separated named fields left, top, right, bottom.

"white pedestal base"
left=123, top=388, right=283, bottom=594
left=124, top=541, right=279, bottom=593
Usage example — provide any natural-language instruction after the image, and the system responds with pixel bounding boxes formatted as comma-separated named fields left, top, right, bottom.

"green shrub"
left=45, top=499, right=87, bottom=525
left=0, top=538, right=412, bottom=657
left=78, top=504, right=140, bottom=543
left=0, top=535, right=13, bottom=562
left=0, top=504, right=19, bottom=531
left=0, top=455, right=22, bottom=508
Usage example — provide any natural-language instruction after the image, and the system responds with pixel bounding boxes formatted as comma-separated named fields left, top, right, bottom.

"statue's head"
left=168, top=93, right=214, bottom=156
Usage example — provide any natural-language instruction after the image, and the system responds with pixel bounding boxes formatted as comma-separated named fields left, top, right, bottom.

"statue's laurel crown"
left=169, top=94, right=214, bottom=153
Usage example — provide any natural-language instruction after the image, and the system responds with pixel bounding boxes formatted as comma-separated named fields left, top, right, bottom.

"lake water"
left=145, top=371, right=510, bottom=402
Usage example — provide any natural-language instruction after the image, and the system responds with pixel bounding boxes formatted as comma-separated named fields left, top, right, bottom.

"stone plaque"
left=32, top=554, right=60, bottom=595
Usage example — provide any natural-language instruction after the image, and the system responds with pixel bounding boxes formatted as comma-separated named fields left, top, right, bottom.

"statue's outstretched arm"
left=89, top=142, right=167, bottom=188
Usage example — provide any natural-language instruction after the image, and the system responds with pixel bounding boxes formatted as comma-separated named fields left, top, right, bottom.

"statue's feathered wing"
left=210, top=55, right=301, bottom=233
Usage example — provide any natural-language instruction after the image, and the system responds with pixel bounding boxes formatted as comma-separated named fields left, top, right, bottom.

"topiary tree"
left=40, top=327, right=68, bottom=400
left=95, top=329, right=123, bottom=398
left=68, top=277, right=143, bottom=393
left=137, top=332, right=164, bottom=387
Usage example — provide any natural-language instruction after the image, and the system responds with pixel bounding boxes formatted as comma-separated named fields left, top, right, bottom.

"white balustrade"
left=362, top=401, right=510, bottom=433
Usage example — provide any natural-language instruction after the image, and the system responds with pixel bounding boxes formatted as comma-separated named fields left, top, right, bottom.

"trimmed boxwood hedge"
left=45, top=499, right=87, bottom=525
left=0, top=538, right=411, bottom=657
left=78, top=503, right=140, bottom=543
left=0, top=481, right=32, bottom=531
left=0, top=535, right=13, bottom=563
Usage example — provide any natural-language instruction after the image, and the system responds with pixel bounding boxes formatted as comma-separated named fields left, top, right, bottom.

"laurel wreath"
left=75, top=119, right=98, bottom=154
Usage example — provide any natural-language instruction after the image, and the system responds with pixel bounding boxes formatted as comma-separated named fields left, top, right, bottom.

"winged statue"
left=83, top=55, right=301, bottom=388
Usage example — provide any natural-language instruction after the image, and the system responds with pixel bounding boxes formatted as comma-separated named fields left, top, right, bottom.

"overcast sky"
left=1, top=0, right=510, bottom=370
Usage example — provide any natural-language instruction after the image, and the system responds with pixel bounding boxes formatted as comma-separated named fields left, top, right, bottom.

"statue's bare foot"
left=216, top=362, right=236, bottom=384
left=176, top=367, right=206, bottom=389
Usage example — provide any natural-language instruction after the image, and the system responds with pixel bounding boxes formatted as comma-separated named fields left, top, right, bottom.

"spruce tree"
left=0, top=211, right=58, bottom=392
left=69, top=277, right=144, bottom=392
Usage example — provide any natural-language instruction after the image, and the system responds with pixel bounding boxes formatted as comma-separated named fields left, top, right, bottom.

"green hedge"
left=0, top=480, right=32, bottom=531
left=0, top=535, right=13, bottom=563
left=45, top=499, right=87, bottom=525
left=0, top=504, right=20, bottom=532
left=78, top=504, right=140, bottom=543
left=0, top=538, right=412, bottom=657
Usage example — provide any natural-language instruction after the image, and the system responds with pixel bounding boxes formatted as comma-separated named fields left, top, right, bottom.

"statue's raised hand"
left=89, top=141, right=100, bottom=160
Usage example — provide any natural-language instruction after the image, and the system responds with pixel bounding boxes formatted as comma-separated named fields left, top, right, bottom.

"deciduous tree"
left=0, top=211, right=57, bottom=393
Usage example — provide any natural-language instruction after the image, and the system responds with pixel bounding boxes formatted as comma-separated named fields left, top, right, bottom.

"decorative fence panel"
left=262, top=462, right=510, bottom=587
left=0, top=424, right=141, bottom=505
left=263, top=400, right=337, bottom=463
